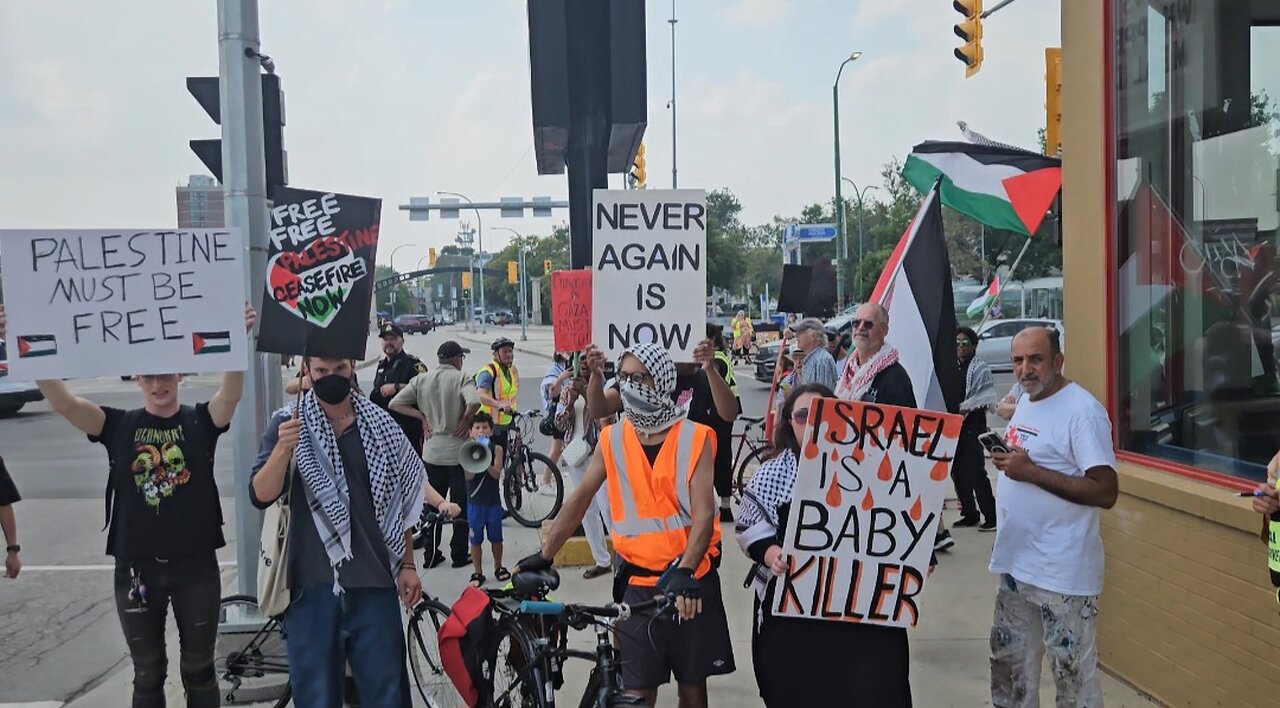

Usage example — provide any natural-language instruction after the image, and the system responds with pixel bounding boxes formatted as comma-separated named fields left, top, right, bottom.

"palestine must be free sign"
left=775, top=398, right=962, bottom=629
left=0, top=228, right=248, bottom=379
left=592, top=189, right=706, bottom=361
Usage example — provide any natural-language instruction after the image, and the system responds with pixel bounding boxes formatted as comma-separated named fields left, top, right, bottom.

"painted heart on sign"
left=266, top=251, right=367, bottom=328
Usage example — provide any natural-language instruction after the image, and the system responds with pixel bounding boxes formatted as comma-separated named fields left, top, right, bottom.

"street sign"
left=783, top=223, right=838, bottom=244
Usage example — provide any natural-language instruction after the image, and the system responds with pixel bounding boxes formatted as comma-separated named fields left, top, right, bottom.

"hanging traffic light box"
left=953, top=0, right=984, bottom=79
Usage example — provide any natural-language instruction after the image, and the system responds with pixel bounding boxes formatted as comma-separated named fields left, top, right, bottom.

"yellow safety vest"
left=714, top=350, right=739, bottom=397
left=478, top=361, right=519, bottom=426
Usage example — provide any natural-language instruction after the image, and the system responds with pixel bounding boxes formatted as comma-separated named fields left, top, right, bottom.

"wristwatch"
left=5, top=544, right=19, bottom=554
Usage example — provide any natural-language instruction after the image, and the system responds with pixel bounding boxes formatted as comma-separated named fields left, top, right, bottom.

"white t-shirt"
left=989, top=382, right=1116, bottom=597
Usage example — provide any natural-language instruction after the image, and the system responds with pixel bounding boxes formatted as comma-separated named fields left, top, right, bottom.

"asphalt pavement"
left=0, top=324, right=1154, bottom=707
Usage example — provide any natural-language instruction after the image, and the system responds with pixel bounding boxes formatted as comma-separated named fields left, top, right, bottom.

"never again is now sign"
left=776, top=398, right=962, bottom=629
left=592, top=189, right=706, bottom=361
left=0, top=229, right=248, bottom=379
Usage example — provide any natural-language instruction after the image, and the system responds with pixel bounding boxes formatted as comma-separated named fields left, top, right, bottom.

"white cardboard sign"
left=591, top=189, right=706, bottom=361
left=774, top=398, right=962, bottom=629
left=0, top=229, right=248, bottom=379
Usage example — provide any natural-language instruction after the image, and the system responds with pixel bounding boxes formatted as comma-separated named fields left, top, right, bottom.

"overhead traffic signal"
left=1044, top=47, right=1063, bottom=156
left=952, top=0, right=984, bottom=79
left=428, top=247, right=437, bottom=267
left=186, top=74, right=288, bottom=193
left=507, top=261, right=519, bottom=284
left=544, top=259, right=553, bottom=274
left=461, top=271, right=472, bottom=290
left=630, top=143, right=647, bottom=189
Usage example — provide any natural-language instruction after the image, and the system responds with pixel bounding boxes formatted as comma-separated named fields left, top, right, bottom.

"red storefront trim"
left=1115, top=451, right=1257, bottom=492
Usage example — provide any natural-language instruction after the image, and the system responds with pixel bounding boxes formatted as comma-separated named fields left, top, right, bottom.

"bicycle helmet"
left=491, top=337, right=515, bottom=352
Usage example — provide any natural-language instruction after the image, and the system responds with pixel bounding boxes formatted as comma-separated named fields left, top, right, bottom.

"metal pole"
left=670, top=0, right=678, bottom=188
left=390, top=243, right=417, bottom=273
left=833, top=81, right=845, bottom=308
left=976, top=236, right=1033, bottom=330
left=980, top=224, right=987, bottom=281
left=493, top=227, right=528, bottom=341
left=981, top=0, right=1023, bottom=18
left=438, top=191, right=486, bottom=333
left=218, top=0, right=276, bottom=597
left=841, top=178, right=877, bottom=303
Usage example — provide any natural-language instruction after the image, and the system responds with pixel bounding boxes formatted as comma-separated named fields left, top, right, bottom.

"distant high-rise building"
left=176, top=174, right=224, bottom=228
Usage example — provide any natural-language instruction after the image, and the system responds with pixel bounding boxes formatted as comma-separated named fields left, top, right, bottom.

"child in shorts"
left=465, top=413, right=507, bottom=586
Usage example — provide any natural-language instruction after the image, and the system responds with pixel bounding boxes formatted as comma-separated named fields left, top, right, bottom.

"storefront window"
left=1114, top=0, right=1280, bottom=481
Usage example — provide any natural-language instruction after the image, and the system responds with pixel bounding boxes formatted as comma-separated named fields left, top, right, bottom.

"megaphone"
left=460, top=440, right=492, bottom=475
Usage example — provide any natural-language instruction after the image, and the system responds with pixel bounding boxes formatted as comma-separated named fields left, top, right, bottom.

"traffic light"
left=186, top=74, right=288, bottom=193
left=952, top=0, right=984, bottom=79
left=1044, top=47, right=1063, bottom=156
left=461, top=271, right=472, bottom=290
left=507, top=261, right=519, bottom=284
left=544, top=259, right=553, bottom=274
left=630, top=143, right=647, bottom=189
left=428, top=247, right=437, bottom=267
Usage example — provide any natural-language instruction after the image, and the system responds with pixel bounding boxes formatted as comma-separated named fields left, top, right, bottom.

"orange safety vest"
left=601, top=418, right=721, bottom=586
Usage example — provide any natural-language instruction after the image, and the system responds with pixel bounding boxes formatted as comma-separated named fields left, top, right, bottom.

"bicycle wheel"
left=734, top=446, right=769, bottom=509
left=492, top=618, right=548, bottom=708
left=216, top=594, right=291, bottom=706
left=407, top=598, right=463, bottom=708
left=504, top=451, right=564, bottom=528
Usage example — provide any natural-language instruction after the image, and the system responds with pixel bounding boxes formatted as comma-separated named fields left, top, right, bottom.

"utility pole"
left=219, top=0, right=278, bottom=597
left=669, top=0, right=678, bottom=188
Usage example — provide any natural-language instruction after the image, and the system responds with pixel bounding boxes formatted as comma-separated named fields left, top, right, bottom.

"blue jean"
left=283, top=585, right=411, bottom=708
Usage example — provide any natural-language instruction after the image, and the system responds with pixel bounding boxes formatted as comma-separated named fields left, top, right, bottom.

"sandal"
left=493, top=566, right=512, bottom=582
left=583, top=565, right=611, bottom=580
left=469, top=573, right=486, bottom=587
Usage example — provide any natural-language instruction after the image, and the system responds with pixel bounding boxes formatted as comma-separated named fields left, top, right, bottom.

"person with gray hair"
left=787, top=317, right=839, bottom=390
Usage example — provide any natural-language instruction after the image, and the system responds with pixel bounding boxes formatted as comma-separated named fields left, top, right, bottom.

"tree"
left=374, top=265, right=414, bottom=316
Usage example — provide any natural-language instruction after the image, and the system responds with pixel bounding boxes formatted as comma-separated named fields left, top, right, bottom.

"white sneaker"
left=537, top=484, right=557, bottom=497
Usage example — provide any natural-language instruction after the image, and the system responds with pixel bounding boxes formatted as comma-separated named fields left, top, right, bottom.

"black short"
left=617, top=570, right=736, bottom=690
left=0, top=457, right=20, bottom=506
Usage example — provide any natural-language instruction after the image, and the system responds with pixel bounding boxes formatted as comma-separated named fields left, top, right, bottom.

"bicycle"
left=502, top=409, right=565, bottom=528
left=487, top=569, right=674, bottom=708
left=215, top=595, right=292, bottom=707
left=407, top=512, right=469, bottom=707
left=730, top=413, right=772, bottom=505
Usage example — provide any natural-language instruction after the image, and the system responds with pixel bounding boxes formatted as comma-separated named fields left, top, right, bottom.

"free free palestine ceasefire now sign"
left=0, top=228, right=249, bottom=379
left=257, top=188, right=382, bottom=360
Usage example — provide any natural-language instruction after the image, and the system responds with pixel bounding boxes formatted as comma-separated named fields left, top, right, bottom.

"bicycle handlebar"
left=518, top=594, right=672, bottom=620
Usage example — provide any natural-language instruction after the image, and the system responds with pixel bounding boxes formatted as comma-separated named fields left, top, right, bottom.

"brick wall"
left=1099, top=463, right=1280, bottom=706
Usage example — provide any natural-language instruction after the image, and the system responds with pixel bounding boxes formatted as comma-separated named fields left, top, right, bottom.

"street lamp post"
left=492, top=227, right=529, bottom=342
left=842, top=178, right=878, bottom=302
left=437, top=190, right=487, bottom=334
left=388, top=243, right=419, bottom=318
left=833, top=51, right=862, bottom=309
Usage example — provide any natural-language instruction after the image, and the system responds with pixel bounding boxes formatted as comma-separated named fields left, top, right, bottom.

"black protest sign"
left=774, top=398, right=963, bottom=628
left=257, top=188, right=381, bottom=359
left=776, top=264, right=812, bottom=313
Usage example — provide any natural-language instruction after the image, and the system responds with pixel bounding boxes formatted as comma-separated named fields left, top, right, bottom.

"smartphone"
left=978, top=431, right=1012, bottom=454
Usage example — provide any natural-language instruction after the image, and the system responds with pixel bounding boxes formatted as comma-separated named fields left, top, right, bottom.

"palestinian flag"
left=966, top=276, right=1001, bottom=318
left=192, top=331, right=231, bottom=355
left=869, top=184, right=963, bottom=414
left=16, top=335, right=57, bottom=358
left=902, top=141, right=1062, bottom=236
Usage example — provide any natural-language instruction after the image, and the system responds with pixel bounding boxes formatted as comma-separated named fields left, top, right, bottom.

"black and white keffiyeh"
left=734, top=449, right=799, bottom=603
left=617, top=342, right=687, bottom=433
left=292, top=390, right=426, bottom=593
left=960, top=356, right=998, bottom=414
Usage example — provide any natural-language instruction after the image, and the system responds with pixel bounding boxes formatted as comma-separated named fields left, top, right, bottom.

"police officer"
left=371, top=323, right=429, bottom=455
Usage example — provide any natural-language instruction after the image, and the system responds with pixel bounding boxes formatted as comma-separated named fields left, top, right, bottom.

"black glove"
left=656, top=566, right=700, bottom=600
left=516, top=551, right=553, bottom=574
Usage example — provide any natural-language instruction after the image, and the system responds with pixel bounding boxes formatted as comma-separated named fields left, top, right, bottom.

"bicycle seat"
left=511, top=568, right=561, bottom=598
left=740, top=415, right=765, bottom=424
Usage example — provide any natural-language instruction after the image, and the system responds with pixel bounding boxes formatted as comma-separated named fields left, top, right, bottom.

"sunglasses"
left=791, top=407, right=811, bottom=424
left=618, top=371, right=650, bottom=386
left=851, top=319, right=877, bottom=331
left=956, top=339, right=974, bottom=347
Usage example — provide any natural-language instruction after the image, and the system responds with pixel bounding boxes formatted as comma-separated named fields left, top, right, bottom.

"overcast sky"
left=0, top=0, right=1060, bottom=266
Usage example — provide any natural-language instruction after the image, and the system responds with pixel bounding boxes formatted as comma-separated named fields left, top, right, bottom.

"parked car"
left=0, top=340, right=45, bottom=417
left=753, top=311, right=857, bottom=382
left=392, top=314, right=434, bottom=334
left=976, top=318, right=1065, bottom=372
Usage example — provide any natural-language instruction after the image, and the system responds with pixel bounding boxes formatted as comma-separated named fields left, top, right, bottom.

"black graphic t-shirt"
left=91, top=403, right=229, bottom=559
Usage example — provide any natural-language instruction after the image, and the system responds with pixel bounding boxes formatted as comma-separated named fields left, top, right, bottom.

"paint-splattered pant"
left=990, top=574, right=1103, bottom=708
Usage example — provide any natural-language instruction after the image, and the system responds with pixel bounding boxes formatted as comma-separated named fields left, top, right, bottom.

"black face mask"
left=312, top=373, right=352, bottom=405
